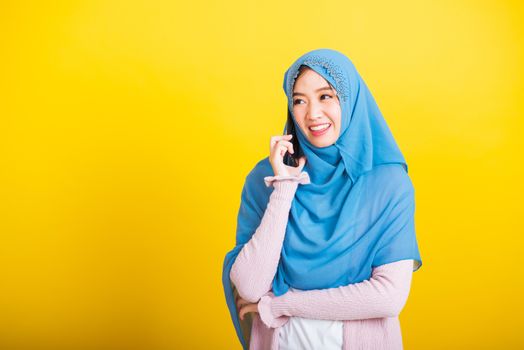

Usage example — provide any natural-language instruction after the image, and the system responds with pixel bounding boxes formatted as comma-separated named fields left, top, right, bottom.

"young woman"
left=222, top=48, right=422, bottom=350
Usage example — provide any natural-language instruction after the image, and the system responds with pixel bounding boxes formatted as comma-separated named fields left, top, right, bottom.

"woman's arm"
left=230, top=172, right=310, bottom=303
left=257, top=259, right=415, bottom=328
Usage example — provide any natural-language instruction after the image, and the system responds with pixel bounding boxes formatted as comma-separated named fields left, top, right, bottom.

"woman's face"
left=292, top=67, right=342, bottom=148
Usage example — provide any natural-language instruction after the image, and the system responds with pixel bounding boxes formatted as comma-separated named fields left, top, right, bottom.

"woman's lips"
left=309, top=123, right=331, bottom=136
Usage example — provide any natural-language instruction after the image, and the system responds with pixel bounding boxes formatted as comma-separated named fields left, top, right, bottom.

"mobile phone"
left=283, top=109, right=301, bottom=167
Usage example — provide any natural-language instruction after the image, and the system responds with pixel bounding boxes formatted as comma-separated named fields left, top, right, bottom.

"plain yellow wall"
left=1, top=0, right=523, bottom=349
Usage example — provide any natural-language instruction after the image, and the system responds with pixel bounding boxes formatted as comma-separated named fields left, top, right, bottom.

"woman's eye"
left=294, top=95, right=331, bottom=105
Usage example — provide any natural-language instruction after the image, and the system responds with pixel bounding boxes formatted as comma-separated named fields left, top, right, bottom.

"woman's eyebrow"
left=293, top=86, right=332, bottom=97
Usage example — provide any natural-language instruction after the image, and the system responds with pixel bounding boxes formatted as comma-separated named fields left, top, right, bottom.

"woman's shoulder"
left=360, top=163, right=414, bottom=195
left=241, top=156, right=274, bottom=195
left=247, top=156, right=273, bottom=181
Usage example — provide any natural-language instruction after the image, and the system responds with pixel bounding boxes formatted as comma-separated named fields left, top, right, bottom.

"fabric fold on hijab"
left=222, top=48, right=422, bottom=349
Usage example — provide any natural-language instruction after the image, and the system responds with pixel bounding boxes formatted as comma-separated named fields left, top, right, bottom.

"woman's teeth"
left=309, top=123, right=330, bottom=131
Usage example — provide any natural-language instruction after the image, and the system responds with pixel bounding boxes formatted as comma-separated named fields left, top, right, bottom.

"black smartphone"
left=283, top=109, right=303, bottom=167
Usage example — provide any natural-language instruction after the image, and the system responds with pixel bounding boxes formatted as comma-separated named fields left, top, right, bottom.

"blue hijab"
left=222, top=48, right=422, bottom=349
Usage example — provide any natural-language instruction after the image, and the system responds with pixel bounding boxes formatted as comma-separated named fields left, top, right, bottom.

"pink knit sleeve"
left=230, top=171, right=310, bottom=303
left=257, top=259, right=415, bottom=328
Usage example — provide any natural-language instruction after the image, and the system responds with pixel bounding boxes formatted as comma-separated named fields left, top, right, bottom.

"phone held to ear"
left=283, top=151, right=295, bottom=167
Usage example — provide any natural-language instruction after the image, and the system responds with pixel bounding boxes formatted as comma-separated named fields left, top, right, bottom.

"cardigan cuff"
left=258, top=293, right=290, bottom=328
left=264, top=171, right=311, bottom=188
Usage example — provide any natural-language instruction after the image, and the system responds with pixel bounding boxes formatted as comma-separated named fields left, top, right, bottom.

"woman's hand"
left=236, top=295, right=259, bottom=321
left=269, top=134, right=307, bottom=177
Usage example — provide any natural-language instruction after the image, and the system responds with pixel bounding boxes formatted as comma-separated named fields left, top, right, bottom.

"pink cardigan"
left=230, top=172, right=415, bottom=350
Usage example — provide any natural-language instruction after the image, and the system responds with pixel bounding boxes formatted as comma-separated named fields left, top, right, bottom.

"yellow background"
left=1, top=0, right=523, bottom=349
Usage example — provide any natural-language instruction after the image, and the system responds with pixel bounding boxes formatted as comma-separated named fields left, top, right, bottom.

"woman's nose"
left=307, top=101, right=323, bottom=120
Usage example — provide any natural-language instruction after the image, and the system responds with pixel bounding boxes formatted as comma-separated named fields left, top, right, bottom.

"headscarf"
left=222, top=48, right=422, bottom=349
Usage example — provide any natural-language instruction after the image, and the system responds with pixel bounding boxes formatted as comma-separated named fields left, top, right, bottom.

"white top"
left=278, top=287, right=344, bottom=350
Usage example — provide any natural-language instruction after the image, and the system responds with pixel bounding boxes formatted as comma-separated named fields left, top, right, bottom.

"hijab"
left=222, top=48, right=422, bottom=349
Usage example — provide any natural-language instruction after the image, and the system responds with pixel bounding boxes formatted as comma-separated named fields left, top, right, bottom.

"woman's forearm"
left=258, top=259, right=414, bottom=327
left=230, top=172, right=310, bottom=303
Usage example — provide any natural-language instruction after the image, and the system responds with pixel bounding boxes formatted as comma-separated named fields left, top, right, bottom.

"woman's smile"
left=308, top=123, right=332, bottom=136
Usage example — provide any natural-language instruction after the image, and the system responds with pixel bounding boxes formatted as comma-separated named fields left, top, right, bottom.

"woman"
left=222, top=48, right=422, bottom=350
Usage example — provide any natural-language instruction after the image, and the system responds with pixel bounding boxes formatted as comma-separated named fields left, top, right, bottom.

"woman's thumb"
left=298, top=156, right=306, bottom=169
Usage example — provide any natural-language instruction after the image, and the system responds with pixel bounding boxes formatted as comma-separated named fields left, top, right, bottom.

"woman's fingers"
left=270, top=134, right=293, bottom=148
left=269, top=134, right=298, bottom=177
left=282, top=140, right=294, bottom=154
left=239, top=303, right=258, bottom=321
left=236, top=296, right=259, bottom=321
left=236, top=296, right=250, bottom=310
left=272, top=140, right=294, bottom=157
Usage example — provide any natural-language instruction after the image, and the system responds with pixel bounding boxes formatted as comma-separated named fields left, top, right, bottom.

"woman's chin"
left=309, top=137, right=337, bottom=148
